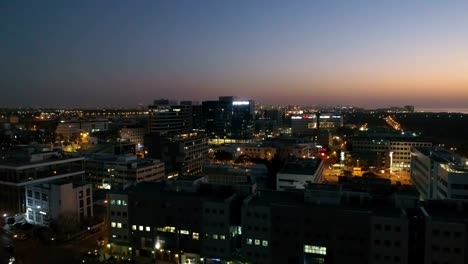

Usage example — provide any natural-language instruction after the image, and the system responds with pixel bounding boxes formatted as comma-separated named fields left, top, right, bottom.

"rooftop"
left=0, top=148, right=83, bottom=168
left=279, top=158, right=322, bottom=175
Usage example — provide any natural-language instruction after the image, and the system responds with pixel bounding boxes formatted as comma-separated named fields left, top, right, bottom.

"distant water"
left=417, top=108, right=468, bottom=114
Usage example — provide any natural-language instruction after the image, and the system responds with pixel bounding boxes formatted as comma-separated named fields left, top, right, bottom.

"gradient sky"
left=1, top=0, right=468, bottom=108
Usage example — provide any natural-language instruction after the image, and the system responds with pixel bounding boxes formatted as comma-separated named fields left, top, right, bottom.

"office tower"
left=202, top=96, right=255, bottom=141
left=148, top=99, right=193, bottom=136
left=145, top=132, right=208, bottom=176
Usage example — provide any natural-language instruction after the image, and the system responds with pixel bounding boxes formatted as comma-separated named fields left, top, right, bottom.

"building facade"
left=25, top=181, right=93, bottom=226
left=276, top=159, right=324, bottom=191
left=0, top=147, right=85, bottom=215
left=148, top=100, right=192, bottom=136
left=105, top=182, right=468, bottom=264
left=411, top=147, right=468, bottom=200
left=85, top=153, right=165, bottom=190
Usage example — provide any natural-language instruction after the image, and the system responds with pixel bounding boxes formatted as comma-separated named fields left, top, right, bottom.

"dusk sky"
left=1, top=0, right=468, bottom=108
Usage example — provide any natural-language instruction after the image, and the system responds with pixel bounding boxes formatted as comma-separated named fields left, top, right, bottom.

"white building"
left=411, top=147, right=468, bottom=200
left=277, top=159, right=324, bottom=191
left=25, top=181, right=93, bottom=226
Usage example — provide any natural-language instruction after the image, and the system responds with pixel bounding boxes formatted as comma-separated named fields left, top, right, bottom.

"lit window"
left=220, top=235, right=226, bottom=240
left=246, top=238, right=252, bottom=245
left=180, top=230, right=189, bottom=235
left=117, top=200, right=122, bottom=205
left=132, top=225, right=136, bottom=230
left=139, top=226, right=144, bottom=231
left=254, top=239, right=260, bottom=245
left=192, top=232, right=199, bottom=240
left=213, top=234, right=218, bottom=239
left=146, top=226, right=151, bottom=232
left=262, top=240, right=268, bottom=247
left=160, top=226, right=176, bottom=233
left=111, top=222, right=116, bottom=228
left=122, top=200, right=128, bottom=206
left=110, top=200, right=115, bottom=205
left=304, top=245, right=327, bottom=255
left=117, top=223, right=122, bottom=229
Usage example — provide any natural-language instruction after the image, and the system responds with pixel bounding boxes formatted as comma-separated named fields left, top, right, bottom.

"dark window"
left=384, top=225, right=391, bottom=231
left=42, top=193, right=48, bottom=201
left=394, top=241, right=401, bottom=247
left=454, top=248, right=461, bottom=254
left=394, top=256, right=401, bottom=262
left=87, top=206, right=91, bottom=217
left=79, top=199, right=84, bottom=208
left=219, top=209, right=224, bottom=215
left=122, top=212, right=127, bottom=217
left=79, top=191, right=83, bottom=198
left=432, top=229, right=440, bottom=236
left=454, top=232, right=462, bottom=238
left=86, top=188, right=90, bottom=196
left=375, top=224, right=382, bottom=230
left=27, top=190, right=32, bottom=197
left=374, top=240, right=380, bottom=245
left=86, top=197, right=91, bottom=205
left=111, top=211, right=115, bottom=216
left=394, top=226, right=401, bottom=232
left=34, top=191, right=40, bottom=199
left=443, top=231, right=450, bottom=237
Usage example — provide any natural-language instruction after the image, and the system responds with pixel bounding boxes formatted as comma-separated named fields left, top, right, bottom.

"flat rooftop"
left=279, top=158, right=322, bottom=175
left=413, top=146, right=461, bottom=164
left=0, top=150, right=83, bottom=168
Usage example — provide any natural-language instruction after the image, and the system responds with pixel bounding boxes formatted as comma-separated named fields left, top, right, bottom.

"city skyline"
left=2, top=1, right=468, bottom=108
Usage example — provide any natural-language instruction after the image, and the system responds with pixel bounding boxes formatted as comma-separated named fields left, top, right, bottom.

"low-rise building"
left=0, top=147, right=85, bottom=215
left=85, top=153, right=165, bottom=190
left=276, top=159, right=324, bottom=191
left=105, top=181, right=468, bottom=264
left=119, top=126, right=146, bottom=145
left=25, top=181, right=93, bottom=226
left=145, top=132, right=208, bottom=176
left=411, top=147, right=468, bottom=200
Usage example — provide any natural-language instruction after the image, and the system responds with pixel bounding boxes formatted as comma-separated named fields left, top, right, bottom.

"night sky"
left=1, top=0, right=468, bottom=108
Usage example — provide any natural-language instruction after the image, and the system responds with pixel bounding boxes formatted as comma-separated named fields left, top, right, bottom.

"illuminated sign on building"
left=232, top=101, right=250, bottom=106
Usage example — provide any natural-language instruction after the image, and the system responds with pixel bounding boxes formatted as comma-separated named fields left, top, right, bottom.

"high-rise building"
left=148, top=100, right=192, bottom=136
left=202, top=96, right=255, bottom=142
